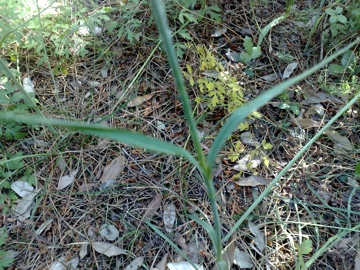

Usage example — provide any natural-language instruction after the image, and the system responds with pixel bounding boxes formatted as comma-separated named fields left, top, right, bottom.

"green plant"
left=0, top=227, right=14, bottom=269
left=0, top=1, right=359, bottom=269
left=328, top=50, right=360, bottom=75
left=355, top=163, right=360, bottom=178
left=325, top=6, right=348, bottom=37
left=184, top=44, right=245, bottom=113
left=295, top=239, right=313, bottom=270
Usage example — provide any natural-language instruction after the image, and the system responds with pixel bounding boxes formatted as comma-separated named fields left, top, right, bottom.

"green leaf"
left=328, top=64, right=346, bottom=74
left=240, top=52, right=251, bottom=63
left=243, top=36, right=253, bottom=55
left=341, top=50, right=356, bottom=67
left=355, top=163, right=360, bottom=176
left=329, top=16, right=338, bottom=24
left=250, top=46, right=261, bottom=59
left=178, top=29, right=192, bottom=40
left=337, top=15, right=347, bottom=24
left=107, top=21, right=118, bottom=33
left=335, top=6, right=343, bottom=14
left=0, top=112, right=200, bottom=169
left=299, top=239, right=313, bottom=255
left=325, top=8, right=336, bottom=16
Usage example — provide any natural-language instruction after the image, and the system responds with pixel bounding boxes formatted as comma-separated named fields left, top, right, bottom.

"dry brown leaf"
left=163, top=203, right=176, bottom=232
left=235, top=176, right=272, bottom=187
left=155, top=253, right=168, bottom=270
left=292, top=118, right=320, bottom=129
left=125, top=256, right=144, bottom=270
left=301, top=92, right=329, bottom=104
left=58, top=170, right=78, bottom=190
left=91, top=242, right=127, bottom=257
left=127, top=93, right=155, bottom=107
left=144, top=193, right=162, bottom=218
left=78, top=183, right=97, bottom=192
left=100, top=155, right=126, bottom=184
left=248, top=222, right=265, bottom=252
left=323, top=130, right=354, bottom=151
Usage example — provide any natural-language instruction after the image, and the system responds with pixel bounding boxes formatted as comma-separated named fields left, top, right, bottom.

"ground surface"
left=1, top=0, right=360, bottom=269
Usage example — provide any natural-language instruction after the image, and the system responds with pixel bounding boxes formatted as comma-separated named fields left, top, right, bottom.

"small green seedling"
left=295, top=239, right=313, bottom=270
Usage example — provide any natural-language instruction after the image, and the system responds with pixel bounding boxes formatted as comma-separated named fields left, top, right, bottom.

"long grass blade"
left=149, top=0, right=208, bottom=173
left=222, top=91, right=360, bottom=243
left=0, top=112, right=199, bottom=168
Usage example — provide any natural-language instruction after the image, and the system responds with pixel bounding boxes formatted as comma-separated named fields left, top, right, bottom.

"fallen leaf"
left=301, top=92, right=329, bottom=104
left=248, top=222, right=265, bottom=252
left=233, top=154, right=261, bottom=171
left=323, top=129, right=354, bottom=151
left=235, top=175, right=272, bottom=187
left=91, top=242, right=127, bottom=257
left=233, top=248, right=254, bottom=268
left=78, top=183, right=98, bottom=192
left=212, top=242, right=235, bottom=270
left=155, top=253, right=168, bottom=270
left=335, top=237, right=356, bottom=249
left=127, top=93, right=155, bottom=107
left=163, top=203, right=176, bottom=232
left=144, top=193, right=162, bottom=218
left=14, top=189, right=40, bottom=220
left=49, top=256, right=79, bottom=270
left=79, top=243, right=88, bottom=259
left=305, top=104, right=325, bottom=117
left=240, top=132, right=260, bottom=146
left=167, top=262, right=205, bottom=270
left=58, top=169, right=78, bottom=190
left=260, top=73, right=279, bottom=82
left=35, top=219, right=53, bottom=235
left=100, top=224, right=120, bottom=241
left=100, top=155, right=126, bottom=184
left=291, top=118, right=320, bottom=129
left=354, top=251, right=360, bottom=270
left=282, top=62, right=298, bottom=79
left=177, top=236, right=187, bottom=250
left=97, top=138, right=110, bottom=149
left=11, top=181, right=34, bottom=197
left=211, top=26, right=227, bottom=37
left=125, top=256, right=144, bottom=270
left=99, top=179, right=118, bottom=190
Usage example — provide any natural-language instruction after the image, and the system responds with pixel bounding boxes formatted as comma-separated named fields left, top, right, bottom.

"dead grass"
left=1, top=0, right=360, bottom=269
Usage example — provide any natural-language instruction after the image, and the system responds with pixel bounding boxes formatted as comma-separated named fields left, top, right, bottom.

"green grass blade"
left=149, top=0, right=208, bottom=173
left=222, top=91, right=360, bottom=243
left=146, top=221, right=201, bottom=270
left=207, top=37, right=360, bottom=168
left=0, top=112, right=199, bottom=168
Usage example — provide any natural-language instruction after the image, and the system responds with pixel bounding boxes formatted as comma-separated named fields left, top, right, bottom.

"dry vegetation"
left=0, top=0, right=359, bottom=269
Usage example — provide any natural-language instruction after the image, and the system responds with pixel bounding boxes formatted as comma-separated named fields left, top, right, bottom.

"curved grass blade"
left=207, top=37, right=360, bottom=168
left=222, top=91, right=360, bottom=243
left=0, top=112, right=199, bottom=168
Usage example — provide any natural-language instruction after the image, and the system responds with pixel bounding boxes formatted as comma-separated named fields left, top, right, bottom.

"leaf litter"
left=125, top=256, right=144, bottom=270
left=163, top=203, right=176, bottom=232
left=57, top=169, right=78, bottom=190
left=99, top=224, right=120, bottom=241
left=100, top=154, right=126, bottom=184
left=248, top=221, right=265, bottom=252
left=235, top=175, right=272, bottom=187
left=233, top=247, right=254, bottom=268
left=144, top=193, right=163, bottom=218
left=91, top=242, right=127, bottom=257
